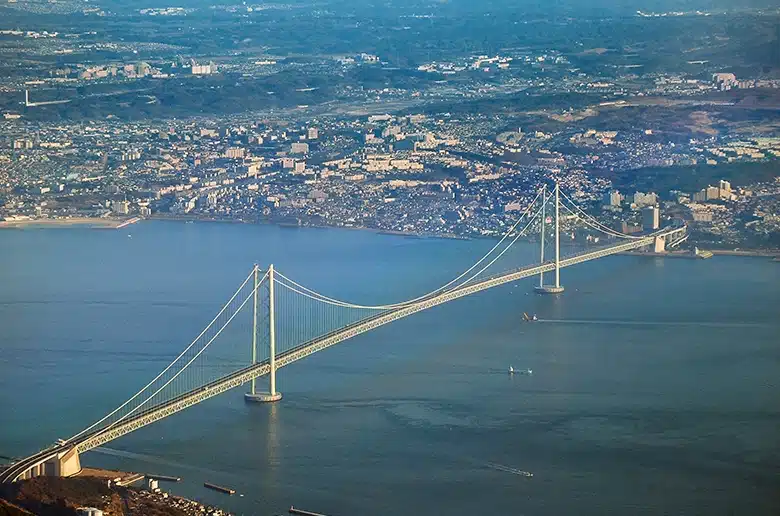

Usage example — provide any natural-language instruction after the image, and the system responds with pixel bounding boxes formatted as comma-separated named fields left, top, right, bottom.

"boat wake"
left=484, top=461, right=533, bottom=477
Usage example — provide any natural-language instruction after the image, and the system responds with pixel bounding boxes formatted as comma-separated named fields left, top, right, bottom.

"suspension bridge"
left=1, top=184, right=686, bottom=483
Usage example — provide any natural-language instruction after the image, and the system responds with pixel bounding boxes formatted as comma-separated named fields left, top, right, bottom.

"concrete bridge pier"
left=48, top=448, right=81, bottom=477
left=16, top=448, right=81, bottom=481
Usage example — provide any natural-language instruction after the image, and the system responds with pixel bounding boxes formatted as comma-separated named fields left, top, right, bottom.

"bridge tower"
left=535, top=182, right=565, bottom=294
left=537, top=184, right=547, bottom=288
left=245, top=264, right=282, bottom=403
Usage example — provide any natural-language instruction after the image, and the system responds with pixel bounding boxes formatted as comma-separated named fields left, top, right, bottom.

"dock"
left=289, top=507, right=328, bottom=516
left=114, top=473, right=144, bottom=486
left=146, top=474, right=181, bottom=482
left=203, top=482, right=235, bottom=495
left=116, top=217, right=141, bottom=229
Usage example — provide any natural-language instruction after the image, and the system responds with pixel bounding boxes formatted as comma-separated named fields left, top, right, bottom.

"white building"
left=603, top=190, right=623, bottom=206
left=225, top=147, right=245, bottom=159
left=632, top=191, right=658, bottom=207
left=112, top=200, right=130, bottom=215
left=642, top=206, right=660, bottom=230
left=191, top=62, right=216, bottom=75
left=291, top=142, right=309, bottom=154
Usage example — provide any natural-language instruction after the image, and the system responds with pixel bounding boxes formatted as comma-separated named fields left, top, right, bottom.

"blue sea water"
left=1, top=221, right=778, bottom=515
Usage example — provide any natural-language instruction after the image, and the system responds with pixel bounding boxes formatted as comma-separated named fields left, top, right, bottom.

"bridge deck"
left=3, top=232, right=679, bottom=483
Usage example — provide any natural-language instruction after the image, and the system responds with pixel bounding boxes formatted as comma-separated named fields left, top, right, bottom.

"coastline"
left=0, top=217, right=140, bottom=229
left=618, top=250, right=705, bottom=259
left=0, top=213, right=468, bottom=241
left=0, top=466, right=234, bottom=516
left=149, top=213, right=472, bottom=241
left=3, top=215, right=779, bottom=256
left=620, top=248, right=780, bottom=259
left=707, top=249, right=780, bottom=258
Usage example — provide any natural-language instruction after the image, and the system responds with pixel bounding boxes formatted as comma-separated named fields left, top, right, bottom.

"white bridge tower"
left=245, top=264, right=282, bottom=403
left=535, top=182, right=565, bottom=295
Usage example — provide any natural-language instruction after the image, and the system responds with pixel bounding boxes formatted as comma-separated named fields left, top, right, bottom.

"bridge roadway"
left=1, top=232, right=674, bottom=483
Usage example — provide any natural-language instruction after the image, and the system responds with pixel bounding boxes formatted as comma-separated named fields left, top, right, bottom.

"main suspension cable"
left=272, top=188, right=546, bottom=310
left=94, top=269, right=270, bottom=437
left=558, top=189, right=644, bottom=240
left=274, top=204, right=544, bottom=309
left=67, top=268, right=261, bottom=442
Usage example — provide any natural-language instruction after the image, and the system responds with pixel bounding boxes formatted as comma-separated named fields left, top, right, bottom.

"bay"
left=1, top=221, right=778, bottom=515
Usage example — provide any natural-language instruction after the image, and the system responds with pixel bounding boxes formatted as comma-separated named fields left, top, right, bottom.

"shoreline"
left=707, top=249, right=780, bottom=258
left=620, top=249, right=780, bottom=259
left=76, top=466, right=232, bottom=515
left=0, top=464, right=235, bottom=515
left=618, top=251, right=705, bottom=259
left=3, top=215, right=779, bottom=257
left=150, top=213, right=473, bottom=241
left=0, top=217, right=140, bottom=229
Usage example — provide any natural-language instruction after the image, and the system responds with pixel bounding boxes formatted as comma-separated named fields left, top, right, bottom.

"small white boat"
left=508, top=366, right=515, bottom=374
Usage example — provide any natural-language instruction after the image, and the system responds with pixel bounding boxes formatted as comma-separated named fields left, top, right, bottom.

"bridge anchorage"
left=1, top=183, right=687, bottom=483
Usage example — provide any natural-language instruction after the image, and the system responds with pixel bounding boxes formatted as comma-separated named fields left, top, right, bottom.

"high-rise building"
left=291, top=142, right=309, bottom=154
left=719, top=180, right=732, bottom=200
left=642, top=206, right=660, bottom=230
left=307, top=128, right=319, bottom=140
left=225, top=147, right=245, bottom=159
left=137, top=62, right=151, bottom=77
left=632, top=191, right=657, bottom=207
left=121, top=150, right=141, bottom=161
left=191, top=62, right=217, bottom=75
left=620, top=221, right=642, bottom=234
left=603, top=190, right=623, bottom=206
left=112, top=200, right=130, bottom=215
left=712, top=73, right=737, bottom=91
